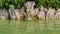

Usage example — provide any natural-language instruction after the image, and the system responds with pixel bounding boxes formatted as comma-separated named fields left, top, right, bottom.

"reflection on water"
left=0, top=20, right=60, bottom=34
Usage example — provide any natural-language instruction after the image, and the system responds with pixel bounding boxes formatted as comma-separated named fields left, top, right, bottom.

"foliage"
left=0, top=0, right=60, bottom=10
left=0, top=0, right=25, bottom=9
left=35, top=0, right=60, bottom=10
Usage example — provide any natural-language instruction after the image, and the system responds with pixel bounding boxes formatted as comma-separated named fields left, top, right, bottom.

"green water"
left=0, top=20, right=60, bottom=34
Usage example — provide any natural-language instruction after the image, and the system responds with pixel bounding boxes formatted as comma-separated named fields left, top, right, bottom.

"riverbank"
left=0, top=1, right=60, bottom=20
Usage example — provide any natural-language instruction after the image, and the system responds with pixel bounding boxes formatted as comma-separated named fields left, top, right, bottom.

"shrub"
left=0, top=0, right=60, bottom=10
left=35, top=0, right=60, bottom=10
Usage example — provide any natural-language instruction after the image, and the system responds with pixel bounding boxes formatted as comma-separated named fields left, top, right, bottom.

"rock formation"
left=0, top=1, right=60, bottom=20
left=55, top=8, right=60, bottom=19
left=0, top=9, right=8, bottom=19
left=37, top=5, right=45, bottom=19
left=46, top=7, right=56, bottom=19
left=25, top=1, right=35, bottom=20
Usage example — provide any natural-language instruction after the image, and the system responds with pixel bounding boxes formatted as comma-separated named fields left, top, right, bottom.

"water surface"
left=0, top=20, right=60, bottom=34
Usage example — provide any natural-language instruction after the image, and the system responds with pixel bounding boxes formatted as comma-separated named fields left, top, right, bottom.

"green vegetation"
left=35, top=0, right=60, bottom=10
left=0, top=0, right=60, bottom=10
left=0, top=0, right=25, bottom=9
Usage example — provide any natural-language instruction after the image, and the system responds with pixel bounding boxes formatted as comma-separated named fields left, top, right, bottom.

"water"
left=0, top=19, right=60, bottom=34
